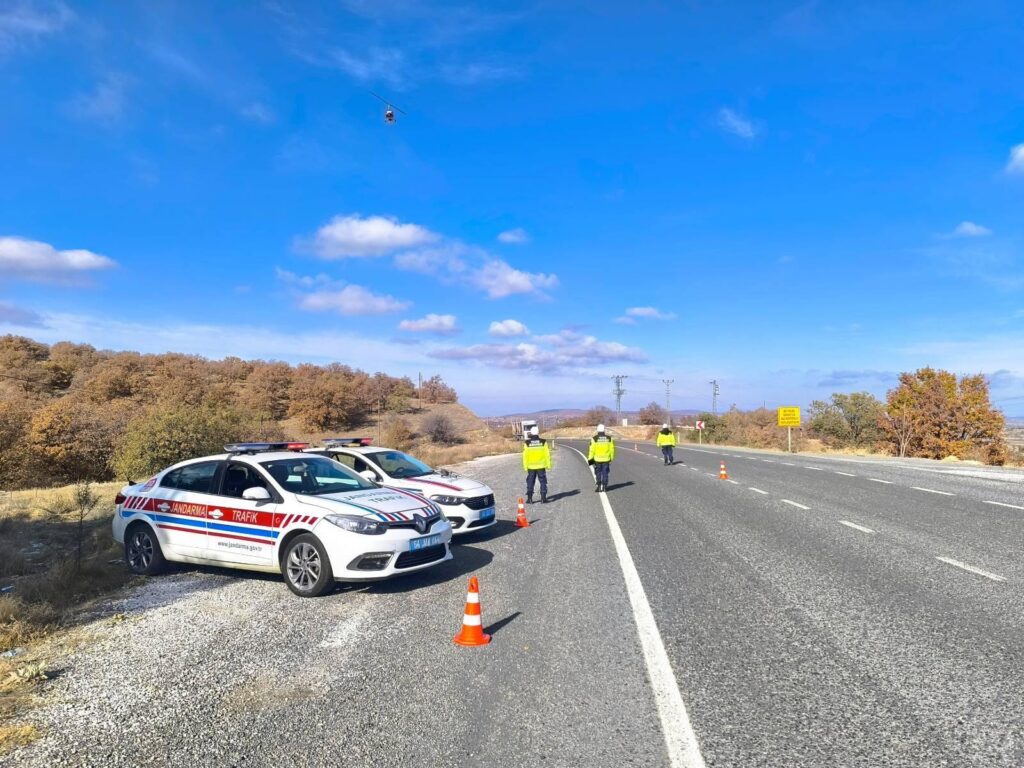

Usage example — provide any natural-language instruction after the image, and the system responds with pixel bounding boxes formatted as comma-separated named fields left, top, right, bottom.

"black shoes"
left=541, top=496, right=548, bottom=504
left=526, top=496, right=534, bottom=504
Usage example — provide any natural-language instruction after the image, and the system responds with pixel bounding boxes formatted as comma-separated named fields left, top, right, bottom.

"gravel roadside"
left=5, top=452, right=667, bottom=768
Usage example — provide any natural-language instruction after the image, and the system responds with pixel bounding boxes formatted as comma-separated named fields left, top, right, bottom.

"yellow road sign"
left=777, top=407, right=801, bottom=427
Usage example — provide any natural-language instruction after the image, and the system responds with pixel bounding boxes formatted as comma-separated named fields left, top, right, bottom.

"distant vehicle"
left=516, top=419, right=538, bottom=439
left=307, top=439, right=497, bottom=535
left=112, top=442, right=452, bottom=597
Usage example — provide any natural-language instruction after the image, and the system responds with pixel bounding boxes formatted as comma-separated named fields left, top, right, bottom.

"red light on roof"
left=287, top=442, right=310, bottom=450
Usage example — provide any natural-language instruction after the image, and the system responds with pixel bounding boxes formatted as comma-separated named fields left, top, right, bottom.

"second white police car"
left=306, top=438, right=497, bottom=535
left=112, top=442, right=453, bottom=597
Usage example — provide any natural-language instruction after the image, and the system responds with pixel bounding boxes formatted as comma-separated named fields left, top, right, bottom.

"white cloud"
left=393, top=243, right=469, bottom=275
left=275, top=267, right=337, bottom=288
left=66, top=74, right=129, bottom=125
left=489, top=319, right=529, bottom=337
left=398, top=313, right=458, bottom=334
left=300, top=214, right=440, bottom=259
left=0, top=236, right=116, bottom=284
left=952, top=221, right=992, bottom=238
left=431, top=329, right=646, bottom=372
left=241, top=101, right=276, bottom=123
left=497, top=227, right=529, bottom=244
left=716, top=107, right=758, bottom=140
left=327, top=47, right=406, bottom=88
left=299, top=284, right=410, bottom=316
left=618, top=306, right=677, bottom=323
left=0, top=300, right=44, bottom=327
left=471, top=259, right=558, bottom=299
left=0, top=1, right=73, bottom=53
left=1007, top=143, right=1024, bottom=175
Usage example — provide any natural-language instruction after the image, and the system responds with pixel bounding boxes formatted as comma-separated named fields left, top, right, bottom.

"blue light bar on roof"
left=224, top=442, right=309, bottom=453
left=323, top=437, right=373, bottom=447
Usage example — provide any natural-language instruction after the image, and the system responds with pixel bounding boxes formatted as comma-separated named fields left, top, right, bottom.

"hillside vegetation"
left=0, top=335, right=500, bottom=490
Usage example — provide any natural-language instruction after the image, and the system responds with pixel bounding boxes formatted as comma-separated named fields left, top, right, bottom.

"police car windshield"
left=365, top=450, right=432, bottom=479
left=260, top=456, right=376, bottom=495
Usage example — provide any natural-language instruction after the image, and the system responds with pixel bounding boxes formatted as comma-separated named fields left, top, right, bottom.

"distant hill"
left=486, top=408, right=703, bottom=426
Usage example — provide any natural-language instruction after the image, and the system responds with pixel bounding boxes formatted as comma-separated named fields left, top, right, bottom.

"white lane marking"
left=983, top=500, right=1024, bottom=511
left=707, top=473, right=718, bottom=478
left=761, top=459, right=776, bottom=463
left=781, top=499, right=810, bottom=510
left=804, top=466, right=824, bottom=471
left=690, top=467, right=700, bottom=472
left=782, top=462, right=796, bottom=466
left=835, top=471, right=855, bottom=477
left=565, top=445, right=707, bottom=767
left=727, top=479, right=740, bottom=485
left=839, top=520, right=875, bottom=534
left=936, top=557, right=1006, bottom=583
left=912, top=486, right=954, bottom=496
left=749, top=487, right=769, bottom=495
left=868, top=478, right=892, bottom=484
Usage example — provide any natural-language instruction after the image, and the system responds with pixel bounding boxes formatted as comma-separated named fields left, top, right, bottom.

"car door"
left=330, top=451, right=383, bottom=483
left=206, top=461, right=281, bottom=566
left=151, top=460, right=224, bottom=559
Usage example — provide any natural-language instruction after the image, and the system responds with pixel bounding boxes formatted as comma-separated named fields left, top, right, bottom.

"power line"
left=709, top=379, right=720, bottom=415
left=611, top=375, right=628, bottom=425
left=662, top=379, right=674, bottom=424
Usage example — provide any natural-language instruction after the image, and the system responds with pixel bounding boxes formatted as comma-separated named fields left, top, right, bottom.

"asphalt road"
left=7, top=443, right=1023, bottom=767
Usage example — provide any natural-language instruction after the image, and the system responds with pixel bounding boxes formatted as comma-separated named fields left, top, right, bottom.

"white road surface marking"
left=565, top=445, right=707, bottom=768
left=782, top=462, right=796, bottom=466
left=781, top=499, right=810, bottom=510
left=936, top=557, right=1006, bottom=583
left=983, top=500, right=1024, bottom=511
left=727, top=479, right=740, bottom=485
left=839, top=520, right=875, bottom=534
left=835, top=471, right=855, bottom=477
left=869, top=478, right=892, bottom=484
left=749, top=487, right=769, bottom=495
left=912, top=486, right=954, bottom=496
left=762, top=460, right=776, bottom=463
left=804, top=466, right=824, bottom=471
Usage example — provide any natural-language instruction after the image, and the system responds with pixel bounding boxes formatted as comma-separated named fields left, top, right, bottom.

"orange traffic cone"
left=453, top=576, right=491, bottom=647
left=719, top=461, right=729, bottom=480
left=515, top=497, right=530, bottom=528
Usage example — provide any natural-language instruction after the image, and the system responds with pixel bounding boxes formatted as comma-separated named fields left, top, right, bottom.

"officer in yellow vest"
left=656, top=423, right=677, bottom=465
left=522, top=426, right=552, bottom=503
left=587, top=424, right=615, bottom=492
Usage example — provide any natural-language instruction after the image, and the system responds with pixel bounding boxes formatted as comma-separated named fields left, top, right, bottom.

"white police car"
left=111, top=442, right=453, bottom=597
left=307, top=439, right=497, bottom=535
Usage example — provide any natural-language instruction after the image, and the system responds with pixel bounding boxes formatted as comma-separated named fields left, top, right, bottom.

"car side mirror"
left=242, top=487, right=272, bottom=502
left=359, top=470, right=380, bottom=483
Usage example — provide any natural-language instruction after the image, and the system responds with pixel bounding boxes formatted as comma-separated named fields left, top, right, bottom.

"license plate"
left=479, top=507, right=495, bottom=520
left=409, top=534, right=442, bottom=551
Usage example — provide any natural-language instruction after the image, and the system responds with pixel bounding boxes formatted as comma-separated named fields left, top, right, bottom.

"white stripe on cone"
left=461, top=614, right=482, bottom=626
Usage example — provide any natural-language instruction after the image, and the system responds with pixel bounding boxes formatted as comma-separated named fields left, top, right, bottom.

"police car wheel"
left=124, top=523, right=165, bottom=576
left=283, top=534, right=334, bottom=597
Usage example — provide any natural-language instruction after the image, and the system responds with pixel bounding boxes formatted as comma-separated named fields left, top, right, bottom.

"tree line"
left=576, top=368, right=1009, bottom=464
left=0, top=335, right=457, bottom=489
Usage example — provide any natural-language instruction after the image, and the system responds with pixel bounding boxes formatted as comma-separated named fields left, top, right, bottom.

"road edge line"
left=562, top=444, right=707, bottom=768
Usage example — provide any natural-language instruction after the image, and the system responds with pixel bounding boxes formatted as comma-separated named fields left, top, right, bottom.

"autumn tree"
left=638, top=401, right=669, bottom=425
left=584, top=406, right=615, bottom=426
left=26, top=397, right=120, bottom=484
left=883, top=368, right=1006, bottom=462
left=420, top=375, right=457, bottom=404
left=240, top=362, right=293, bottom=422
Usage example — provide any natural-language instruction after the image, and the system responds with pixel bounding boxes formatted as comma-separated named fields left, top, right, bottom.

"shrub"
left=422, top=414, right=459, bottom=445
left=380, top=416, right=415, bottom=450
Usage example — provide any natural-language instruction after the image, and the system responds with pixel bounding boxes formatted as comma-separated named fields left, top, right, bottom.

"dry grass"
left=0, top=723, right=40, bottom=752
left=0, top=482, right=134, bottom=756
left=415, top=432, right=518, bottom=469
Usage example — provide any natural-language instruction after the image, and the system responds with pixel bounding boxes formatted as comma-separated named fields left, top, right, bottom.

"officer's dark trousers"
left=526, top=469, right=547, bottom=498
left=661, top=446, right=674, bottom=464
left=594, top=461, right=610, bottom=487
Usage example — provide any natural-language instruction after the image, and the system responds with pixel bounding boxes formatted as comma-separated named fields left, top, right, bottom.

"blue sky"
left=1, top=1, right=1023, bottom=416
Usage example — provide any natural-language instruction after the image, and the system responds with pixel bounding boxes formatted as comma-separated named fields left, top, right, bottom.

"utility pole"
left=709, top=379, right=720, bottom=415
left=662, top=379, right=674, bottom=424
left=612, top=375, right=628, bottom=426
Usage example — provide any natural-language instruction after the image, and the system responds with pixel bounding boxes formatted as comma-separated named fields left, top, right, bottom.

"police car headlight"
left=324, top=514, right=387, bottom=535
left=429, top=495, right=463, bottom=506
